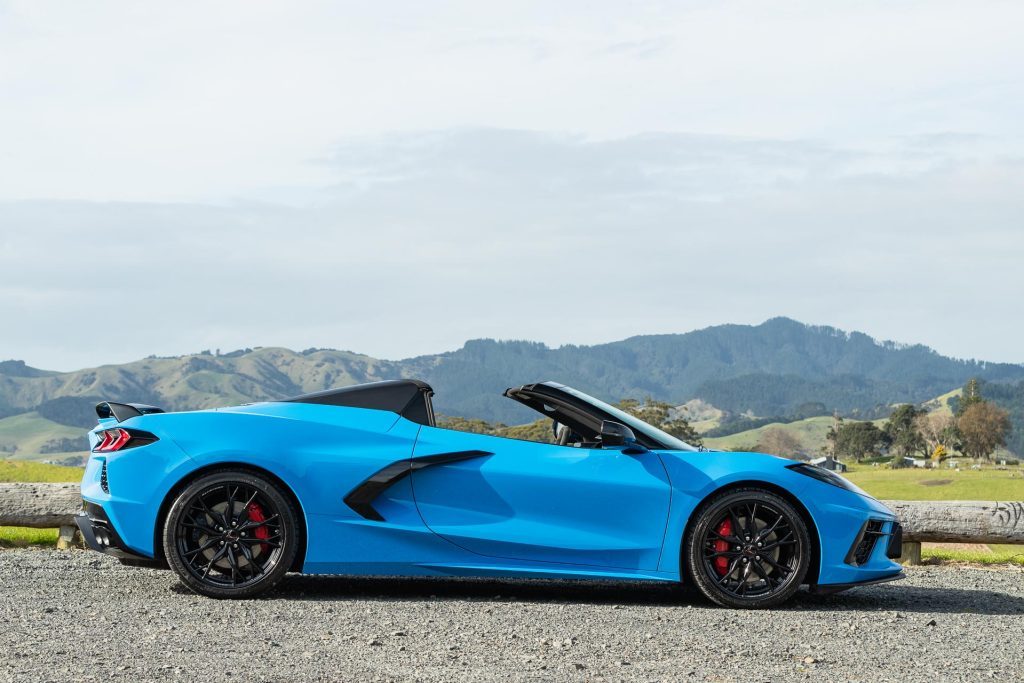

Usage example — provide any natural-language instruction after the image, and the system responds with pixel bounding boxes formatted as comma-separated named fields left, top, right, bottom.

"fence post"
left=899, top=541, right=922, bottom=566
left=56, top=525, right=79, bottom=550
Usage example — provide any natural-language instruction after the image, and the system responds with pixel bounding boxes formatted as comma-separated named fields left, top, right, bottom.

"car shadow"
left=263, top=574, right=1024, bottom=616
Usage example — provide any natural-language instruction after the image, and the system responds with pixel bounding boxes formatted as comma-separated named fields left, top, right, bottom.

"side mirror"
left=600, top=420, right=640, bottom=449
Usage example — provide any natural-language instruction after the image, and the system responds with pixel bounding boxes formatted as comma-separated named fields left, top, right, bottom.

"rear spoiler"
left=95, top=401, right=165, bottom=423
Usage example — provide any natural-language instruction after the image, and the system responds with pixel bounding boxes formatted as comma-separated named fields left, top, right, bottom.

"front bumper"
left=810, top=571, right=906, bottom=596
left=74, top=501, right=150, bottom=561
left=846, top=519, right=904, bottom=565
left=801, top=484, right=905, bottom=586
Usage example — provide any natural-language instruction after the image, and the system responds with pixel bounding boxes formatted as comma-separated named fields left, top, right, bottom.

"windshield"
left=557, top=385, right=698, bottom=452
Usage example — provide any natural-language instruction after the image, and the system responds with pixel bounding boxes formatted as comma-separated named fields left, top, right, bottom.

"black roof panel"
left=281, top=379, right=435, bottom=426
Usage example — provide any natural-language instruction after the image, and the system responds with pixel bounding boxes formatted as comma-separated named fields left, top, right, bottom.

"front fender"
left=655, top=451, right=814, bottom=576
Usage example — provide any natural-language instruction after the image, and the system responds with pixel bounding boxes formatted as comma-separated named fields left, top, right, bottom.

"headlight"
left=787, top=463, right=868, bottom=496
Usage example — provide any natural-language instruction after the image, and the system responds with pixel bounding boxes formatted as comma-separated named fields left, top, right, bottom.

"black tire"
left=685, top=488, right=810, bottom=609
left=163, top=470, right=300, bottom=599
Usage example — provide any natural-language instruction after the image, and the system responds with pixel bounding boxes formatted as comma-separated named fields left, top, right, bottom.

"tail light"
left=93, top=428, right=158, bottom=453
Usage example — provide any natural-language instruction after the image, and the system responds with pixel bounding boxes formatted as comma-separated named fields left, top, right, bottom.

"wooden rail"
left=0, top=483, right=83, bottom=548
left=1, top=483, right=1022, bottom=560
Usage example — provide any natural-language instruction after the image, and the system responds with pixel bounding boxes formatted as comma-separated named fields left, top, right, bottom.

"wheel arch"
left=154, top=461, right=308, bottom=572
left=679, top=479, right=821, bottom=586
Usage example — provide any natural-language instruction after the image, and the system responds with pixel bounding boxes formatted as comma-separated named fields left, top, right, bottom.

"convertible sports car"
left=77, top=380, right=904, bottom=608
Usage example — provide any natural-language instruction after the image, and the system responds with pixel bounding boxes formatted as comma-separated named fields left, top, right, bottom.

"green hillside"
left=2, top=318, right=1023, bottom=458
left=0, top=412, right=87, bottom=463
left=703, top=415, right=838, bottom=453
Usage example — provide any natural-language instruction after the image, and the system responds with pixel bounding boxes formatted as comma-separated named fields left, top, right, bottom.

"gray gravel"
left=1, top=549, right=1022, bottom=682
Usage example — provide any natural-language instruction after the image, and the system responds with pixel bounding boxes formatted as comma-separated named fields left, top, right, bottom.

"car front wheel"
left=163, top=470, right=299, bottom=599
left=685, top=488, right=810, bottom=609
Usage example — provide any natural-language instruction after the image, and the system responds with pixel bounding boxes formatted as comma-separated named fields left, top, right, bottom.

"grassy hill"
left=3, top=318, right=1023, bottom=459
left=920, top=388, right=961, bottom=418
left=703, top=415, right=839, bottom=453
left=0, top=412, right=88, bottom=463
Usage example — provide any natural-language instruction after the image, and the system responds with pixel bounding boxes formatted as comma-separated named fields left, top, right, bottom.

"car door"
left=409, top=425, right=672, bottom=570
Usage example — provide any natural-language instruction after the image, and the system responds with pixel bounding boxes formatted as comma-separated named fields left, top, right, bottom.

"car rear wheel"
left=163, top=470, right=299, bottom=599
left=685, top=488, right=810, bottom=609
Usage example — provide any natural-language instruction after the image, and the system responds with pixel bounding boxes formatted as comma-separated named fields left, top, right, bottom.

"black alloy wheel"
left=163, top=470, right=299, bottom=598
left=686, top=488, right=810, bottom=608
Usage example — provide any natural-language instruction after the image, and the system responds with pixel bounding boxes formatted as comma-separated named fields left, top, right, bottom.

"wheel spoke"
left=738, top=562, right=752, bottom=594
left=180, top=521, right=221, bottom=536
left=183, top=538, right=220, bottom=558
left=750, top=557, right=775, bottom=586
left=747, top=503, right=759, bottom=537
left=756, top=515, right=783, bottom=541
left=236, top=489, right=259, bottom=525
left=201, top=545, right=228, bottom=580
left=226, top=486, right=237, bottom=524
left=226, top=545, right=240, bottom=585
left=239, top=536, right=281, bottom=548
left=708, top=530, right=742, bottom=545
left=760, top=553, right=793, bottom=575
left=727, top=509, right=745, bottom=540
left=239, top=514, right=280, bottom=532
left=193, top=494, right=222, bottom=528
left=236, top=541, right=263, bottom=579
left=761, top=532, right=795, bottom=551
left=717, top=557, right=741, bottom=585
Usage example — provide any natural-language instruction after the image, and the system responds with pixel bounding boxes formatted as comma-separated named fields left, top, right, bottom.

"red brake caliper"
left=246, top=502, right=270, bottom=553
left=713, top=518, right=732, bottom=576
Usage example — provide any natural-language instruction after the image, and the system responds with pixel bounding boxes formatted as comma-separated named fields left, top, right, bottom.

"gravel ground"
left=1, top=549, right=1022, bottom=683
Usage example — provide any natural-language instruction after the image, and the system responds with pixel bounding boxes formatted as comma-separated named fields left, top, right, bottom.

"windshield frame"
left=555, top=385, right=699, bottom=452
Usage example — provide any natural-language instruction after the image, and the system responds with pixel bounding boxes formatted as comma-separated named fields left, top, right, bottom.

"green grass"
left=0, top=527, right=58, bottom=548
left=922, top=544, right=1024, bottom=566
left=845, top=466, right=1024, bottom=501
left=0, top=460, right=83, bottom=547
left=0, top=459, right=84, bottom=482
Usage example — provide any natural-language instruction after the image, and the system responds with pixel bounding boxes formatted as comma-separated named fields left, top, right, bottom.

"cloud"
left=1, top=129, right=1021, bottom=370
left=1, top=1, right=1023, bottom=202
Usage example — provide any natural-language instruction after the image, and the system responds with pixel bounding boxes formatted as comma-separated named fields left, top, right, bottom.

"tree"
left=618, top=398, right=704, bottom=448
left=826, top=411, right=843, bottom=456
left=915, top=412, right=958, bottom=455
left=957, top=378, right=984, bottom=416
left=754, top=427, right=802, bottom=458
left=884, top=404, right=927, bottom=458
left=829, top=421, right=890, bottom=462
left=436, top=416, right=503, bottom=435
left=957, top=402, right=1011, bottom=460
left=499, top=418, right=555, bottom=443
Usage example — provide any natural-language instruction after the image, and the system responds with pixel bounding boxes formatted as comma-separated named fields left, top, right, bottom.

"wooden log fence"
left=1, top=483, right=1023, bottom=561
left=0, top=483, right=83, bottom=548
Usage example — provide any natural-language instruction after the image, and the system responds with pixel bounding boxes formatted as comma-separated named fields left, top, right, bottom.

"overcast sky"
left=1, top=0, right=1022, bottom=371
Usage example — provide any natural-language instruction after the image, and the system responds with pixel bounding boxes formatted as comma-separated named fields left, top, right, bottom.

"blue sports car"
left=77, top=380, right=904, bottom=607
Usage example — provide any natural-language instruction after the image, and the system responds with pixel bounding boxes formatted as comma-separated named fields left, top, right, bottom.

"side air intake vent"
left=846, top=519, right=886, bottom=566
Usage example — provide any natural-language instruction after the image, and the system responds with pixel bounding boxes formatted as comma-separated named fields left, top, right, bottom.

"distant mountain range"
left=3, top=319, right=1023, bottom=441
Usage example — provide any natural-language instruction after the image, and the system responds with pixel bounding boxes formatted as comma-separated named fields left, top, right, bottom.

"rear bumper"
left=74, top=501, right=150, bottom=562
